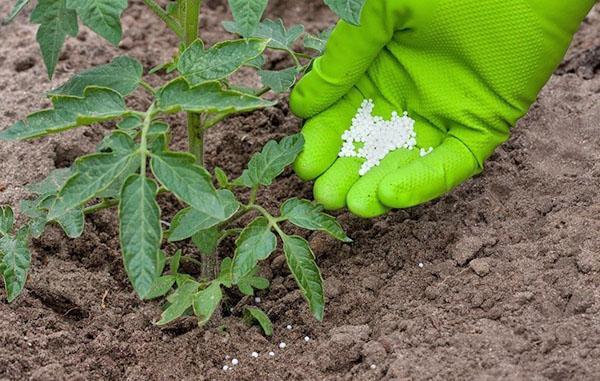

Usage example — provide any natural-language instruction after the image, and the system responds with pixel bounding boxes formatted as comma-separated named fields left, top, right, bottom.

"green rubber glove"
left=290, top=0, right=595, bottom=218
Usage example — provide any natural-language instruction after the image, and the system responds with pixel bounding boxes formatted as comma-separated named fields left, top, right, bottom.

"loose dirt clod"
left=469, top=258, right=491, bottom=277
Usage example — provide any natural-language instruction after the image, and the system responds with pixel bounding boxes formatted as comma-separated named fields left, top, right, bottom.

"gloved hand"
left=290, top=0, right=595, bottom=218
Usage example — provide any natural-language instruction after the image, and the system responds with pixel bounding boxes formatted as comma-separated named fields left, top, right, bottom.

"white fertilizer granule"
left=339, top=99, right=418, bottom=176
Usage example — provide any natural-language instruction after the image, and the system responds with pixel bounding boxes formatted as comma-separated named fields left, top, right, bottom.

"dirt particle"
left=469, top=258, right=491, bottom=277
left=361, top=340, right=387, bottom=365
left=361, top=275, right=383, bottom=291
left=450, top=236, right=486, bottom=265
left=270, top=254, right=286, bottom=272
left=565, top=288, right=594, bottom=314
left=119, top=37, right=134, bottom=50
left=29, top=363, right=67, bottom=381
left=325, top=276, right=344, bottom=298
left=514, top=291, right=535, bottom=305
left=576, top=248, right=599, bottom=274
left=317, top=325, right=370, bottom=371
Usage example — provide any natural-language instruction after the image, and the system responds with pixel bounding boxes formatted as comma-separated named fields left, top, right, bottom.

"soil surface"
left=1, top=1, right=599, bottom=380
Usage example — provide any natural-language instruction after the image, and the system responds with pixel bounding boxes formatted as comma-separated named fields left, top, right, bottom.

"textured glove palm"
left=290, top=0, right=595, bottom=217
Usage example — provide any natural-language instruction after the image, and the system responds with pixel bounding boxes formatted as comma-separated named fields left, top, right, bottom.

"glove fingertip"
left=293, top=153, right=321, bottom=181
left=314, top=178, right=347, bottom=211
left=347, top=192, right=389, bottom=218
left=378, top=177, right=416, bottom=209
left=289, top=83, right=314, bottom=119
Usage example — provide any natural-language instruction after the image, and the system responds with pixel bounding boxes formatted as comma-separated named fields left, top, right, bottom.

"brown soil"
left=1, top=1, right=599, bottom=380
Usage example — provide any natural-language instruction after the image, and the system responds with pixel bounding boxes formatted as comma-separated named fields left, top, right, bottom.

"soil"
left=1, top=1, right=599, bottom=380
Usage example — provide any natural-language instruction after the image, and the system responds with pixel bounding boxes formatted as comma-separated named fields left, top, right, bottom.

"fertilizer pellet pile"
left=339, top=99, right=422, bottom=176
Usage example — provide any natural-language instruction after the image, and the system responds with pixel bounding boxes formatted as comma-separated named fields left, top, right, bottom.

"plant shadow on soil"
left=0, top=1, right=600, bottom=380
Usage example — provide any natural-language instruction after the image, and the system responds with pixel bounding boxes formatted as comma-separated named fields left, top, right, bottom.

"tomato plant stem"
left=140, top=80, right=157, bottom=95
left=182, top=0, right=205, bottom=166
left=180, top=0, right=215, bottom=282
left=183, top=0, right=201, bottom=47
left=84, top=199, right=118, bottom=215
left=140, top=103, right=157, bottom=175
left=187, top=112, right=204, bottom=165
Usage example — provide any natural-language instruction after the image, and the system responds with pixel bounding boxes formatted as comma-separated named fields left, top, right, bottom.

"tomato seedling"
left=0, top=0, right=365, bottom=328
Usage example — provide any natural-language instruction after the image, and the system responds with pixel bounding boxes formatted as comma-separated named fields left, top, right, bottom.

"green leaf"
left=150, top=151, right=226, bottom=220
left=192, top=281, right=222, bottom=325
left=65, top=0, right=127, bottom=45
left=324, top=0, right=366, bottom=26
left=237, top=266, right=269, bottom=296
left=178, top=39, right=268, bottom=86
left=0, top=206, right=15, bottom=236
left=282, top=235, right=325, bottom=321
left=157, top=280, right=200, bottom=325
left=96, top=150, right=141, bottom=199
left=21, top=194, right=84, bottom=239
left=232, top=217, right=276, bottom=283
left=0, top=87, right=127, bottom=141
left=226, top=0, right=268, bottom=37
left=157, top=79, right=275, bottom=115
left=19, top=200, right=47, bottom=238
left=169, top=190, right=239, bottom=242
left=217, top=257, right=233, bottom=287
left=30, top=0, right=78, bottom=78
left=48, top=149, right=139, bottom=220
left=224, top=18, right=304, bottom=52
left=281, top=198, right=351, bottom=242
left=245, top=54, right=265, bottom=69
left=214, top=167, right=230, bottom=189
left=145, top=275, right=176, bottom=300
left=119, top=175, right=162, bottom=299
left=192, top=227, right=223, bottom=257
left=170, top=250, right=182, bottom=274
left=304, top=28, right=333, bottom=53
left=259, top=67, right=298, bottom=93
left=0, top=229, right=31, bottom=302
left=244, top=307, right=273, bottom=336
left=98, top=130, right=137, bottom=154
left=254, top=19, right=304, bottom=51
left=118, top=115, right=142, bottom=130
left=148, top=122, right=169, bottom=136
left=156, top=249, right=167, bottom=276
left=27, top=168, right=73, bottom=196
left=54, top=205, right=85, bottom=238
left=235, top=134, right=304, bottom=187
left=49, top=56, right=143, bottom=98
left=3, top=0, right=31, bottom=24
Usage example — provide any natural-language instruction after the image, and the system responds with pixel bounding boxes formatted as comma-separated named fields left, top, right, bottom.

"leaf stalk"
left=142, top=0, right=184, bottom=38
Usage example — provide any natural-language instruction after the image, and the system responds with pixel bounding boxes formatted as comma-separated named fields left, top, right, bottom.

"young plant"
left=0, top=0, right=364, bottom=328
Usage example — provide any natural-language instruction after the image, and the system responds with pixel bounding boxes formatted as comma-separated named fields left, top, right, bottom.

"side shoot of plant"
left=0, top=0, right=364, bottom=329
